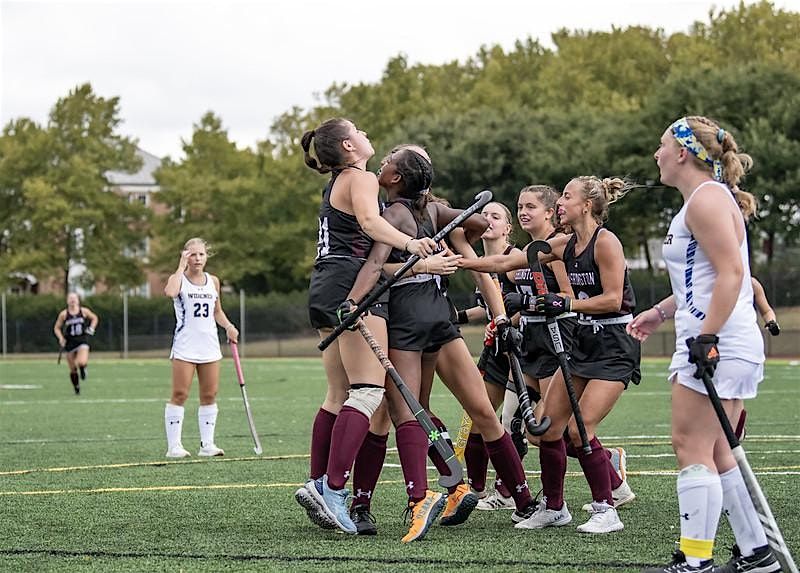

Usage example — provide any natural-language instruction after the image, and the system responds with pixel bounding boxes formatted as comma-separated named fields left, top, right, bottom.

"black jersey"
left=563, top=226, right=636, bottom=319
left=63, top=307, right=89, bottom=348
left=315, top=168, right=375, bottom=261
left=386, top=199, right=439, bottom=265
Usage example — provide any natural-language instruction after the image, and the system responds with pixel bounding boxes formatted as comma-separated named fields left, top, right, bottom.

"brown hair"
left=684, top=116, right=753, bottom=188
left=183, top=237, right=213, bottom=257
left=300, top=118, right=352, bottom=174
left=570, top=176, right=630, bottom=223
left=735, top=188, right=758, bottom=221
left=485, top=201, right=513, bottom=226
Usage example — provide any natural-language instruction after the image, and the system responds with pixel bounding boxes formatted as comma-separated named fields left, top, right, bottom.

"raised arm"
left=164, top=250, right=189, bottom=298
left=449, top=229, right=506, bottom=321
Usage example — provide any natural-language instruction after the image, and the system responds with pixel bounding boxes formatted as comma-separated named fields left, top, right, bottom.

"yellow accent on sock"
left=680, top=537, right=714, bottom=559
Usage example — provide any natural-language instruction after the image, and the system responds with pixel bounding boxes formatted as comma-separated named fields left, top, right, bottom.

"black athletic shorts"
left=388, top=279, right=461, bottom=352
left=518, top=316, right=577, bottom=379
left=65, top=337, right=89, bottom=353
left=568, top=321, right=641, bottom=388
left=308, top=257, right=389, bottom=330
left=477, top=344, right=511, bottom=389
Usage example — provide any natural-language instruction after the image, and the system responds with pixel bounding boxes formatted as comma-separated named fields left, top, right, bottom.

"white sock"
left=198, top=403, right=219, bottom=448
left=165, top=403, right=185, bottom=449
left=676, top=464, right=722, bottom=566
left=720, top=466, right=768, bottom=556
left=501, top=388, right=519, bottom=432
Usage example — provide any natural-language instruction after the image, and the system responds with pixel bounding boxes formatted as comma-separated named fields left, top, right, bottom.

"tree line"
left=1, top=1, right=798, bottom=296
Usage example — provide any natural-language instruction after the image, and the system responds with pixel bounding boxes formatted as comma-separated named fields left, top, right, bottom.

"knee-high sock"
left=428, top=415, right=462, bottom=494
left=164, top=403, right=184, bottom=449
left=539, top=439, right=567, bottom=510
left=326, top=406, right=369, bottom=490
left=70, top=371, right=79, bottom=389
left=566, top=436, right=623, bottom=490
left=198, top=404, right=219, bottom=448
left=465, top=432, right=489, bottom=493
left=351, top=431, right=388, bottom=509
left=677, top=465, right=723, bottom=567
left=395, top=420, right=430, bottom=503
left=720, top=466, right=768, bottom=556
left=577, top=436, right=613, bottom=505
left=309, top=408, right=336, bottom=480
left=485, top=432, right=532, bottom=510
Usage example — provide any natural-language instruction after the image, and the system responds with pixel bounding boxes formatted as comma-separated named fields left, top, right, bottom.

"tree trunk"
left=642, top=235, right=653, bottom=275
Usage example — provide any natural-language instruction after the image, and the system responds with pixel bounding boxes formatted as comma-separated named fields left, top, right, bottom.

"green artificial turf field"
left=1, top=358, right=798, bottom=572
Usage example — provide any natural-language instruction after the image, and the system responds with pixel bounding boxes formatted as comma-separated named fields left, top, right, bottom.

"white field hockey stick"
left=230, top=343, right=263, bottom=455
left=700, top=370, right=798, bottom=573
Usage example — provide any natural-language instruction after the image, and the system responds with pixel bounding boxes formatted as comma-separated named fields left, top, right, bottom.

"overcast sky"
left=2, top=0, right=798, bottom=160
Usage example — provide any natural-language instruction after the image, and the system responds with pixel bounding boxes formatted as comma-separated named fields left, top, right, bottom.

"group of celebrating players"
left=51, top=112, right=784, bottom=573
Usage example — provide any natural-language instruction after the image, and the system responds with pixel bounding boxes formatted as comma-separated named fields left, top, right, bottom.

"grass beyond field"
left=0, top=358, right=798, bottom=572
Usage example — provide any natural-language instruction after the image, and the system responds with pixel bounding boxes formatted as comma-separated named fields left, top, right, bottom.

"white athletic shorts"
left=668, top=359, right=763, bottom=400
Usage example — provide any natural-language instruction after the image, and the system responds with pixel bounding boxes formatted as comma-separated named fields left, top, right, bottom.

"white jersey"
left=662, top=181, right=764, bottom=372
left=170, top=273, right=222, bottom=363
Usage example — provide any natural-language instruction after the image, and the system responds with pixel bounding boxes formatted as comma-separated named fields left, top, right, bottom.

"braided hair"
left=389, top=145, right=435, bottom=223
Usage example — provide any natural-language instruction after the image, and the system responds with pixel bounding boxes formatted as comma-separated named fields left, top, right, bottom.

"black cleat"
left=642, top=550, right=714, bottom=572
left=79, top=366, right=86, bottom=380
left=350, top=504, right=377, bottom=535
left=713, top=544, right=780, bottom=573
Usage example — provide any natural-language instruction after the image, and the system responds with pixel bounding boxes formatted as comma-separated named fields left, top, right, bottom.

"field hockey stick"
left=230, top=343, right=263, bottom=455
left=453, top=411, right=472, bottom=462
left=505, top=331, right=551, bottom=436
left=318, top=189, right=493, bottom=351
left=356, top=319, right=463, bottom=488
left=526, top=240, right=591, bottom=454
left=700, top=370, right=798, bottom=573
left=57, top=345, right=64, bottom=365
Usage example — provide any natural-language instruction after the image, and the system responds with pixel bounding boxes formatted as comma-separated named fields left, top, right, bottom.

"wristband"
left=494, top=313, right=508, bottom=325
left=653, top=303, right=668, bottom=322
left=456, top=310, right=469, bottom=324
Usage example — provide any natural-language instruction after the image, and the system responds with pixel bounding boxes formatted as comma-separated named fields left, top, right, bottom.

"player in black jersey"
left=294, top=119, right=437, bottom=536
left=344, top=144, right=537, bottom=542
left=460, top=176, right=640, bottom=534
left=53, top=292, right=99, bottom=395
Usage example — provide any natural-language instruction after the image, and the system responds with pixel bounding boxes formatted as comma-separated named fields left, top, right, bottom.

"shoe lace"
left=352, top=505, right=376, bottom=524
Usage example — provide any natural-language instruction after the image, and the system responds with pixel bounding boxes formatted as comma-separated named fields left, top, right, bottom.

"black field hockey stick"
left=526, top=240, right=591, bottom=455
left=318, top=189, right=493, bottom=351
left=230, top=343, right=263, bottom=455
left=356, top=319, right=463, bottom=488
left=505, top=329, right=551, bottom=436
left=700, top=370, right=798, bottom=573
left=57, top=345, right=64, bottom=365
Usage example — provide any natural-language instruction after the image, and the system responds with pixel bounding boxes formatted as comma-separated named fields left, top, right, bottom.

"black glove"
left=498, top=323, right=523, bottom=356
left=456, top=309, right=469, bottom=324
left=765, top=320, right=780, bottom=336
left=336, top=299, right=359, bottom=331
left=503, top=292, right=532, bottom=315
left=686, top=334, right=720, bottom=380
left=533, top=293, right=571, bottom=317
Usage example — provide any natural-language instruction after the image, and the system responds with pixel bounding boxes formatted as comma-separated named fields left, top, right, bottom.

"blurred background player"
left=163, top=237, right=239, bottom=459
left=53, top=292, right=99, bottom=395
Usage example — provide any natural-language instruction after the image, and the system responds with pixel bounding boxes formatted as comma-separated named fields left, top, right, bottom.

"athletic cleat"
left=511, top=501, right=538, bottom=524
left=197, top=444, right=224, bottom=457
left=576, top=501, right=624, bottom=533
left=713, top=544, right=780, bottom=573
left=73, top=383, right=80, bottom=395
left=350, top=504, right=377, bottom=536
left=165, top=444, right=191, bottom=458
left=609, top=446, right=627, bottom=481
left=642, top=550, right=714, bottom=572
left=79, top=366, right=87, bottom=380
left=294, top=482, right=336, bottom=529
left=514, top=497, right=572, bottom=529
left=582, top=480, right=636, bottom=511
left=477, top=489, right=516, bottom=511
left=401, top=490, right=445, bottom=543
left=440, top=483, right=479, bottom=526
left=318, top=475, right=357, bottom=534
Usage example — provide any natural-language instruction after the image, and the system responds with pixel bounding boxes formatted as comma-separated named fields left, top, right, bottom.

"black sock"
left=79, top=366, right=86, bottom=380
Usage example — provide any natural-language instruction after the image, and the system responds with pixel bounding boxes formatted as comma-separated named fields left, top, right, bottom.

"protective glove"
left=86, top=326, right=95, bottom=336
left=765, top=320, right=780, bottom=336
left=498, top=323, right=523, bottom=357
left=503, top=292, right=533, bottom=316
left=336, top=299, right=359, bottom=331
left=686, top=334, right=720, bottom=380
left=533, top=293, right=572, bottom=317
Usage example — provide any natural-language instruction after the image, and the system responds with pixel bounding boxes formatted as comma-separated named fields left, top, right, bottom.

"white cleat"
left=582, top=480, right=636, bottom=511
left=166, top=444, right=191, bottom=458
left=476, top=490, right=516, bottom=511
left=514, top=497, right=572, bottom=529
left=198, top=444, right=224, bottom=457
left=576, top=502, right=624, bottom=533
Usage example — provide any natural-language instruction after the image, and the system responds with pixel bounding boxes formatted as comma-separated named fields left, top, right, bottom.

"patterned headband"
left=670, top=117, right=723, bottom=182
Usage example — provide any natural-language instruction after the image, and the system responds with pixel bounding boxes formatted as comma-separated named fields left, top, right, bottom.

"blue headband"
left=670, top=117, right=723, bottom=181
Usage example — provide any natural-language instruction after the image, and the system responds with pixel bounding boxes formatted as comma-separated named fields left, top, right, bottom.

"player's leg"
left=165, top=359, right=196, bottom=457
left=196, top=360, right=223, bottom=456
left=475, top=379, right=516, bottom=510
left=312, top=331, right=349, bottom=479
left=65, top=349, right=80, bottom=394
left=349, top=400, right=390, bottom=535
left=75, top=345, right=89, bottom=380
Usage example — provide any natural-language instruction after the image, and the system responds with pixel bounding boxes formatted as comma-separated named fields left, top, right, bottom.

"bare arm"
left=212, top=275, right=239, bottom=343
left=164, top=250, right=189, bottom=298
left=53, top=311, right=66, bottom=346
left=751, top=277, right=776, bottom=323
left=82, top=307, right=99, bottom=333
left=431, top=202, right=489, bottom=244
left=450, top=229, right=506, bottom=320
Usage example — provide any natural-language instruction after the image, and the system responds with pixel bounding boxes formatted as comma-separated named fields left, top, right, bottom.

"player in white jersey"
left=629, top=116, right=779, bottom=573
left=163, top=237, right=239, bottom=459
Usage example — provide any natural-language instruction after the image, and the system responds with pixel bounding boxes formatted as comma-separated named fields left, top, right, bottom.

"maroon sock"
left=351, top=431, right=388, bottom=509
left=495, top=479, right=512, bottom=498
left=539, top=439, right=567, bottom=510
left=563, top=436, right=578, bottom=459
left=485, top=432, right=532, bottom=510
left=309, top=408, right=337, bottom=480
left=465, top=432, right=489, bottom=493
left=326, top=406, right=369, bottom=490
left=577, top=436, right=612, bottom=505
left=70, top=372, right=79, bottom=387
left=395, top=420, right=429, bottom=502
left=428, top=415, right=462, bottom=494
left=606, top=446, right=623, bottom=490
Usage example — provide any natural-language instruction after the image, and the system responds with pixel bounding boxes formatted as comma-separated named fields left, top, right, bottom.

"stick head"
left=473, top=189, right=493, bottom=210
left=526, top=239, right=551, bottom=268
